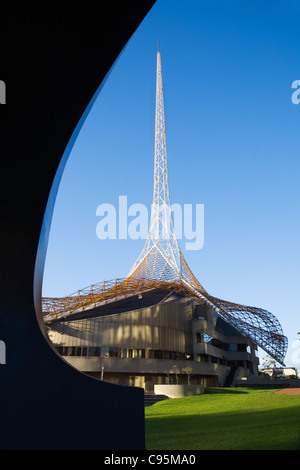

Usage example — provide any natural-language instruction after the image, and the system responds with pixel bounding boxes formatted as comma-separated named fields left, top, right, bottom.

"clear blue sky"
left=42, top=0, right=300, bottom=368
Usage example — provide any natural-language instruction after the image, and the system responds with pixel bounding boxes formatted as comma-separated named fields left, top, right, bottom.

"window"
left=148, top=350, right=155, bottom=359
left=203, top=333, right=213, bottom=343
left=88, top=347, right=101, bottom=356
left=154, top=350, right=162, bottom=359
left=101, top=346, right=109, bottom=357
left=109, top=348, right=119, bottom=357
left=198, top=354, right=209, bottom=363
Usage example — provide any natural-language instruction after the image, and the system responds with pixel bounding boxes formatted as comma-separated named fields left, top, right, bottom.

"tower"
left=127, top=46, right=288, bottom=365
left=128, top=47, right=181, bottom=282
left=127, top=48, right=208, bottom=299
left=43, top=46, right=288, bottom=367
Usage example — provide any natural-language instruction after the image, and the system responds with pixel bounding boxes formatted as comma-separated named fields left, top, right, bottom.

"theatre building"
left=43, top=48, right=287, bottom=391
left=47, top=287, right=260, bottom=392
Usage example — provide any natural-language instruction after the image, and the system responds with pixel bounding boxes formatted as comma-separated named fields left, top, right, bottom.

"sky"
left=42, top=0, right=300, bottom=368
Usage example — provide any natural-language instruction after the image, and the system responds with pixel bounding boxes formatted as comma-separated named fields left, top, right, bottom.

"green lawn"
left=145, top=388, right=300, bottom=450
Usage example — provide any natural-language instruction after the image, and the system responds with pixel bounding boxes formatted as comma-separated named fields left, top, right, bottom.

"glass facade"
left=195, top=330, right=248, bottom=353
left=56, top=345, right=193, bottom=360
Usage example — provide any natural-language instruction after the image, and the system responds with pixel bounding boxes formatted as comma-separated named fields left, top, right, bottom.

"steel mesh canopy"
left=42, top=47, right=288, bottom=366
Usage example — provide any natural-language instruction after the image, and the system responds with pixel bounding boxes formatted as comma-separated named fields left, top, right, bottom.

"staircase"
left=144, top=393, right=170, bottom=407
left=224, top=365, right=238, bottom=387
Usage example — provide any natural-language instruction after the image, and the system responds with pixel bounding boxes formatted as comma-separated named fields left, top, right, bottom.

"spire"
left=125, top=47, right=287, bottom=366
left=127, top=47, right=182, bottom=281
left=42, top=47, right=288, bottom=366
left=127, top=49, right=207, bottom=294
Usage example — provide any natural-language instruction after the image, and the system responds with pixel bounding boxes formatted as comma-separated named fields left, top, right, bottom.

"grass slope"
left=145, top=388, right=300, bottom=450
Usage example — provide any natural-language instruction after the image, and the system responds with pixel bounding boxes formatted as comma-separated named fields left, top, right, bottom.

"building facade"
left=43, top=48, right=287, bottom=387
left=47, top=289, right=259, bottom=392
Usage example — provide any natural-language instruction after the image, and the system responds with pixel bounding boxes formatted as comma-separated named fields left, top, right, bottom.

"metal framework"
left=43, top=47, right=288, bottom=365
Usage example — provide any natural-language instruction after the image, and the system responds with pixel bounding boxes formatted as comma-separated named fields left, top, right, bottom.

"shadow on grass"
left=204, top=387, right=282, bottom=395
left=204, top=387, right=248, bottom=394
left=145, top=405, right=300, bottom=450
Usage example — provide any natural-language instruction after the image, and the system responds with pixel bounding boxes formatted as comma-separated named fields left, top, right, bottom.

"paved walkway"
left=274, top=388, right=300, bottom=395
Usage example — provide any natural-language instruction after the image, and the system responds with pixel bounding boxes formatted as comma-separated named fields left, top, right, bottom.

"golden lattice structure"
left=43, top=47, right=288, bottom=365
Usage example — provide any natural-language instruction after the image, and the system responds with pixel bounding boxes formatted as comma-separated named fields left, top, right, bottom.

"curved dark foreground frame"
left=0, top=2, right=156, bottom=450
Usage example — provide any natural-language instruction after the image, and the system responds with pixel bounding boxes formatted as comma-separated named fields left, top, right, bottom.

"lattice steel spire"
left=43, top=45, right=288, bottom=366
left=126, top=46, right=288, bottom=365
left=128, top=47, right=182, bottom=281
left=128, top=48, right=208, bottom=297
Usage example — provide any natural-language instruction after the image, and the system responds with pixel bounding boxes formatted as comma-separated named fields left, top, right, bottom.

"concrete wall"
left=154, top=384, right=204, bottom=398
left=192, top=314, right=259, bottom=374
left=63, top=355, right=226, bottom=390
left=235, top=375, right=300, bottom=388
left=63, top=355, right=228, bottom=377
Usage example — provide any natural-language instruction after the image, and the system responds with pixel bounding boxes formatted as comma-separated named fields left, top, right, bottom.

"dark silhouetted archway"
left=0, top=2, right=156, bottom=450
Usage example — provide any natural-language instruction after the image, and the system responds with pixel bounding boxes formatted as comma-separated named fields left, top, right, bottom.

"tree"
left=260, top=355, right=283, bottom=379
left=182, top=366, right=193, bottom=385
left=170, top=365, right=180, bottom=385
left=260, top=355, right=280, bottom=369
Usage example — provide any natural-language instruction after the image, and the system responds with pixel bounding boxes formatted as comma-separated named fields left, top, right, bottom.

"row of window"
left=197, top=354, right=228, bottom=365
left=195, top=332, right=250, bottom=353
left=55, top=346, right=192, bottom=360
left=198, top=355, right=252, bottom=369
